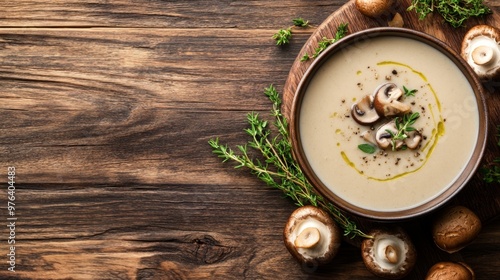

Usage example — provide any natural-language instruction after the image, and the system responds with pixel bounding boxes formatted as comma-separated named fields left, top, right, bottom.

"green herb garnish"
left=302, top=23, right=348, bottom=61
left=272, top=28, right=293, bottom=46
left=358, top=143, right=377, bottom=154
left=386, top=112, right=420, bottom=151
left=403, top=86, right=418, bottom=97
left=482, top=126, right=500, bottom=184
left=209, top=85, right=371, bottom=239
left=292, top=17, right=309, bottom=27
left=407, top=0, right=492, bottom=28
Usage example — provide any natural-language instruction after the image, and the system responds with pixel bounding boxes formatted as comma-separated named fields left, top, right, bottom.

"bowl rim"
left=289, top=27, right=489, bottom=221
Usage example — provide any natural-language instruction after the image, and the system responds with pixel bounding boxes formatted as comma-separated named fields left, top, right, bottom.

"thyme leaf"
left=302, top=23, right=348, bottom=61
left=407, top=0, right=492, bottom=28
left=209, top=85, right=371, bottom=239
left=272, top=28, right=292, bottom=46
left=403, top=86, right=418, bottom=97
left=292, top=17, right=309, bottom=27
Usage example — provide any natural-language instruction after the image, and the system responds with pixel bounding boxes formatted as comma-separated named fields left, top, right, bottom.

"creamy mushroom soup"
left=299, top=35, right=479, bottom=211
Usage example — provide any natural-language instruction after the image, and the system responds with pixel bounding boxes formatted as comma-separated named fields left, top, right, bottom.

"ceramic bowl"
left=290, top=28, right=488, bottom=220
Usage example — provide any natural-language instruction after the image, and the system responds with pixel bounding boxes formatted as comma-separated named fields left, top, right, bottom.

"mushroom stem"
left=385, top=245, right=398, bottom=264
left=294, top=227, right=321, bottom=249
left=472, top=45, right=496, bottom=65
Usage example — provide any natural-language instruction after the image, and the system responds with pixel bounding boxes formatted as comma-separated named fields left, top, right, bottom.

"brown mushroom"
left=283, top=206, right=342, bottom=266
left=405, top=130, right=422, bottom=150
left=373, top=83, right=411, bottom=117
left=375, top=120, right=403, bottom=150
left=432, top=205, right=482, bottom=253
left=352, top=95, right=380, bottom=125
left=355, top=0, right=394, bottom=18
left=461, top=25, right=500, bottom=80
left=425, top=262, right=475, bottom=280
left=361, top=227, right=417, bottom=279
left=388, top=13, right=404, bottom=28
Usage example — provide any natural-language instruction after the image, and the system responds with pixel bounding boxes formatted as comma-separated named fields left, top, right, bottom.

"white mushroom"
left=373, top=83, right=411, bottom=117
left=283, top=206, right=342, bottom=266
left=375, top=120, right=403, bottom=150
left=461, top=25, right=500, bottom=80
left=351, top=95, right=380, bottom=125
left=361, top=227, right=417, bottom=279
left=405, top=130, right=422, bottom=150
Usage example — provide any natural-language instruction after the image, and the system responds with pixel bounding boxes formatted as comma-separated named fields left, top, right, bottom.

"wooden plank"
left=0, top=0, right=348, bottom=28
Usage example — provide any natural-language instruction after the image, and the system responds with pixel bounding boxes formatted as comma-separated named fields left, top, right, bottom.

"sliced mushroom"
left=361, top=130, right=377, bottom=146
left=461, top=25, right=500, bottom=80
left=405, top=130, right=422, bottom=150
left=375, top=120, right=403, bottom=150
left=425, top=262, right=475, bottom=280
left=432, top=205, right=482, bottom=253
left=283, top=206, right=342, bottom=266
left=373, top=83, right=411, bottom=117
left=355, top=0, right=394, bottom=18
left=351, top=95, right=380, bottom=125
left=361, top=227, right=417, bottom=279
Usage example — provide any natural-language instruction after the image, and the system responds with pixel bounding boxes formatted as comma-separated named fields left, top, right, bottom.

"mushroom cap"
left=355, top=0, right=394, bottom=18
left=283, top=205, right=342, bottom=266
left=373, top=83, right=411, bottom=117
left=432, top=205, right=482, bottom=253
left=361, top=227, right=417, bottom=279
left=425, top=262, right=475, bottom=280
left=461, top=25, right=500, bottom=80
left=351, top=94, right=380, bottom=125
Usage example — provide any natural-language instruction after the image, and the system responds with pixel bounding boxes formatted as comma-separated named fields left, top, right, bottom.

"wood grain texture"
left=0, top=0, right=498, bottom=279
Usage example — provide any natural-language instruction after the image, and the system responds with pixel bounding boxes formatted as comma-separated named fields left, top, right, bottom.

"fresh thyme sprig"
left=273, top=28, right=293, bottom=46
left=272, top=18, right=311, bottom=46
left=403, top=86, right=418, bottom=97
left=292, top=17, right=309, bottom=27
left=407, top=0, right=492, bottom=28
left=386, top=112, right=420, bottom=151
left=209, top=85, right=371, bottom=239
left=301, top=23, right=348, bottom=61
left=482, top=126, right=500, bottom=184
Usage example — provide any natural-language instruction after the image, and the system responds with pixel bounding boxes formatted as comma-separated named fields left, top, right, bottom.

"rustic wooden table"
left=0, top=1, right=499, bottom=279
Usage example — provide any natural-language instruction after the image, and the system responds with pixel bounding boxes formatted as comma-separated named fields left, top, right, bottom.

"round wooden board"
left=283, top=0, right=500, bottom=230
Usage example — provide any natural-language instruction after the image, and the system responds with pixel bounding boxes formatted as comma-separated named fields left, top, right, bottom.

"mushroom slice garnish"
left=425, top=262, right=475, bottom=280
left=461, top=25, right=500, bottom=80
left=375, top=120, right=402, bottom=150
left=361, top=227, right=417, bottom=279
left=405, top=130, right=422, bottom=150
left=361, top=130, right=377, bottom=146
left=283, top=206, right=341, bottom=266
left=351, top=95, right=380, bottom=125
left=373, top=83, right=411, bottom=117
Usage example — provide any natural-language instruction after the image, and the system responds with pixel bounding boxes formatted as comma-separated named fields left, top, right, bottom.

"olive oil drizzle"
left=340, top=61, right=446, bottom=181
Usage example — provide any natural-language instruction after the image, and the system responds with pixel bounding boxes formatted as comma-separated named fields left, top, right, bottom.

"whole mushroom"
left=461, top=25, right=500, bottom=80
left=355, top=0, right=395, bottom=18
left=426, top=262, right=475, bottom=280
left=361, top=227, right=417, bottom=279
left=283, top=206, right=342, bottom=266
left=432, top=205, right=482, bottom=253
